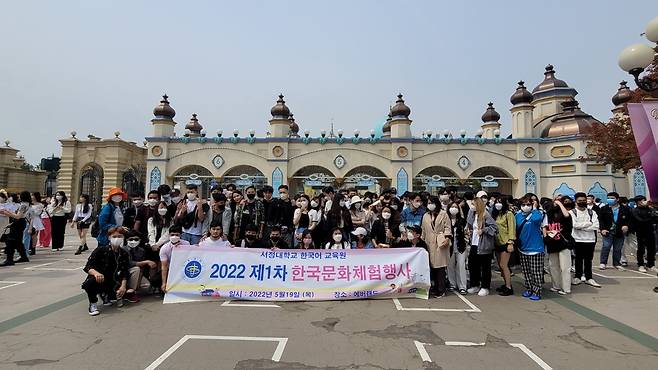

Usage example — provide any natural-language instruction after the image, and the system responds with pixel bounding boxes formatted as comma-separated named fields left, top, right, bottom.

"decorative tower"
left=611, top=80, right=632, bottom=117
left=531, top=65, right=578, bottom=136
left=510, top=81, right=534, bottom=138
left=480, top=102, right=501, bottom=139
left=151, top=94, right=176, bottom=137
left=269, top=94, right=291, bottom=138
left=382, top=112, right=392, bottom=138
left=389, top=94, right=412, bottom=138
left=184, top=113, right=204, bottom=137
left=288, top=114, right=300, bottom=138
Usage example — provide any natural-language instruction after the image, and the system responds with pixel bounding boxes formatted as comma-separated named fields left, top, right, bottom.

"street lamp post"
left=618, top=16, right=658, bottom=91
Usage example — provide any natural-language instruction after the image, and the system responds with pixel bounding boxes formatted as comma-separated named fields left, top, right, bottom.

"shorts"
left=77, top=221, right=91, bottom=230
left=494, top=244, right=509, bottom=253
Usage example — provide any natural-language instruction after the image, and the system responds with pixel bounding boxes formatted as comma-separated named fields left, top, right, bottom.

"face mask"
left=488, top=199, right=495, bottom=206
left=467, top=200, right=475, bottom=210
left=127, top=240, right=140, bottom=249
left=382, top=212, right=391, bottom=220
left=187, top=193, right=197, bottom=201
left=390, top=205, right=398, bottom=211
left=407, top=232, right=415, bottom=240
left=270, top=236, right=280, bottom=242
left=606, top=198, right=616, bottom=206
left=333, top=234, right=343, bottom=242
left=586, top=204, right=593, bottom=209
left=158, top=208, right=168, bottom=216
left=55, top=195, right=63, bottom=201
left=354, top=203, right=362, bottom=210
left=495, top=203, right=503, bottom=211
left=413, top=201, right=422, bottom=209
left=280, top=193, right=289, bottom=200
left=439, top=195, right=450, bottom=203
left=171, top=196, right=181, bottom=204
left=148, top=199, right=158, bottom=207
left=339, top=201, right=346, bottom=207
left=169, top=235, right=181, bottom=244
left=246, top=193, right=256, bottom=200
left=111, top=195, right=123, bottom=203
left=246, top=234, right=256, bottom=241
left=133, top=200, right=143, bottom=207
left=449, top=207, right=459, bottom=216
left=300, top=200, right=308, bottom=208
left=521, top=205, right=532, bottom=213
left=427, top=203, right=436, bottom=211
left=163, top=195, right=171, bottom=202
left=110, top=237, right=124, bottom=247
left=310, top=200, right=318, bottom=208
left=577, top=202, right=587, bottom=208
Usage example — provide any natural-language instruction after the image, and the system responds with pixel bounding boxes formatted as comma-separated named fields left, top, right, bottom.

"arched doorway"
left=342, top=166, right=390, bottom=194
left=468, top=167, right=514, bottom=195
left=79, top=164, right=104, bottom=214
left=413, top=166, right=460, bottom=193
left=122, top=168, right=145, bottom=199
left=222, top=165, right=267, bottom=192
left=173, top=165, right=214, bottom=199
left=289, top=166, right=336, bottom=196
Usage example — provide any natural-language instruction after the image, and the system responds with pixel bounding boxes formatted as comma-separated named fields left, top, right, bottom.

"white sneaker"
left=572, top=278, right=582, bottom=285
left=570, top=266, right=575, bottom=272
left=580, top=276, right=586, bottom=281
left=467, top=287, right=480, bottom=294
left=639, top=266, right=647, bottom=273
left=549, top=287, right=560, bottom=292
left=477, top=288, right=489, bottom=297
left=649, top=267, right=658, bottom=272
left=585, top=279, right=601, bottom=288
left=558, top=290, right=568, bottom=295
left=599, top=264, right=606, bottom=270
left=615, top=266, right=625, bottom=271
left=88, top=303, right=99, bottom=316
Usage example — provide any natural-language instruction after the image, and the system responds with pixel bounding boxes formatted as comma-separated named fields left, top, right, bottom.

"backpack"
left=90, top=218, right=100, bottom=238
left=570, top=208, right=593, bottom=222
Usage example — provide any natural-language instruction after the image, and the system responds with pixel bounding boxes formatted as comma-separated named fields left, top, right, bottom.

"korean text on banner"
left=163, top=246, right=431, bottom=303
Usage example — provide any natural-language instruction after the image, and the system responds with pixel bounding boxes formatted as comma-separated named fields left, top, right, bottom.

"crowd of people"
left=2, top=183, right=657, bottom=317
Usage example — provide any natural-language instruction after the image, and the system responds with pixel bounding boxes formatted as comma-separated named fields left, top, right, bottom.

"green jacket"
left=495, top=210, right=516, bottom=247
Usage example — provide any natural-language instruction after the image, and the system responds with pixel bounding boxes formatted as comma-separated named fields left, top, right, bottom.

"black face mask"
left=576, top=202, right=587, bottom=208
left=212, top=193, right=222, bottom=202
left=564, top=202, right=574, bottom=210
left=247, top=193, right=256, bottom=200
left=271, top=236, right=280, bottom=242
left=246, top=234, right=256, bottom=241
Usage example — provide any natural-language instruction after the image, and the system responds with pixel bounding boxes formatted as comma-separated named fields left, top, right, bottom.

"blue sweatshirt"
left=515, top=209, right=545, bottom=254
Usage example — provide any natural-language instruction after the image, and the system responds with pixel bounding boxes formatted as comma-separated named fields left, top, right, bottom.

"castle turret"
left=184, top=113, right=204, bottom=137
left=480, top=102, right=501, bottom=139
left=510, top=81, right=534, bottom=138
left=269, top=94, right=291, bottom=138
left=611, top=80, right=633, bottom=116
left=389, top=94, right=412, bottom=138
left=151, top=94, right=177, bottom=137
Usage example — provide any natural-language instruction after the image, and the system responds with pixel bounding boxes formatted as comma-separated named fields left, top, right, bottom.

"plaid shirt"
left=234, top=199, right=265, bottom=228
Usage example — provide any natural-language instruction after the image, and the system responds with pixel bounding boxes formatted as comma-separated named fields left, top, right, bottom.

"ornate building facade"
left=0, top=141, right=48, bottom=194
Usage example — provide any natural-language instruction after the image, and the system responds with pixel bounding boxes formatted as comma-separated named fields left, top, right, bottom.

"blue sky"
left=0, top=0, right=655, bottom=164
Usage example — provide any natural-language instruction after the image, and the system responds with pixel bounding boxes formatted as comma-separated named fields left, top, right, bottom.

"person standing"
left=38, top=196, right=52, bottom=249
left=571, top=192, right=601, bottom=288
left=293, top=194, right=311, bottom=247
left=326, top=194, right=353, bottom=242
left=543, top=197, right=573, bottom=295
left=175, top=184, right=209, bottom=245
left=0, top=191, right=31, bottom=265
left=26, top=192, right=45, bottom=255
left=599, top=192, right=631, bottom=270
left=421, top=196, right=452, bottom=298
left=233, top=186, right=264, bottom=242
left=466, top=197, right=498, bottom=297
left=447, top=201, right=467, bottom=294
left=400, top=193, right=426, bottom=233
left=492, top=197, right=516, bottom=296
left=515, top=195, right=546, bottom=300
left=372, top=206, right=401, bottom=248
left=72, top=194, right=93, bottom=255
left=631, top=196, right=658, bottom=272
left=48, top=191, right=71, bottom=251
left=97, top=188, right=127, bottom=248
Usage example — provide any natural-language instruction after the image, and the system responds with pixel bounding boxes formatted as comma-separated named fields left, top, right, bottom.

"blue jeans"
left=600, top=234, right=624, bottom=266
left=23, top=225, right=31, bottom=254
left=182, top=232, right=202, bottom=245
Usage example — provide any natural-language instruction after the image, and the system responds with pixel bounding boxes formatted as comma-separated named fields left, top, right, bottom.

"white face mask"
left=439, top=195, right=450, bottom=204
left=158, top=208, right=168, bottom=216
left=354, top=203, right=362, bottom=210
left=127, top=240, right=140, bottom=249
left=586, top=204, right=593, bottom=210
left=390, top=205, right=398, bottom=211
left=310, top=200, right=318, bottom=208
left=148, top=199, right=158, bottom=207
left=133, top=200, right=143, bottom=207
left=488, top=199, right=495, bottom=206
left=187, top=193, right=197, bottom=201
left=55, top=195, right=63, bottom=201
left=495, top=203, right=503, bottom=211
left=171, top=196, right=181, bottom=204
left=407, top=232, right=415, bottom=240
left=413, top=201, right=422, bottom=209
left=521, top=205, right=532, bottom=213
left=382, top=212, right=391, bottom=220
left=427, top=203, right=436, bottom=211
left=110, top=237, right=124, bottom=247
left=163, top=195, right=171, bottom=202
left=333, top=234, right=343, bottom=242
left=111, top=195, right=123, bottom=203
left=280, top=193, right=289, bottom=200
left=169, top=235, right=181, bottom=244
left=449, top=207, right=459, bottom=216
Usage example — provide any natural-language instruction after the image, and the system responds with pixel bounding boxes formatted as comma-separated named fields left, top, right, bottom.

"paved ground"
left=1, top=228, right=658, bottom=369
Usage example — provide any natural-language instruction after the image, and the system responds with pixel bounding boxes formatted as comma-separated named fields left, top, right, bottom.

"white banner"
left=163, top=246, right=430, bottom=303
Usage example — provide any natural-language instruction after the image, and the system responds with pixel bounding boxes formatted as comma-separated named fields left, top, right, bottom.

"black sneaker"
left=83, top=244, right=89, bottom=251
left=499, top=287, right=514, bottom=296
left=495, top=285, right=506, bottom=293
left=74, top=246, right=83, bottom=255
left=102, top=295, right=112, bottom=306
left=16, top=258, right=29, bottom=263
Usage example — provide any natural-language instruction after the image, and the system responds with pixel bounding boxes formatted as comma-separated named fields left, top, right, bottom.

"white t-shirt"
left=114, top=206, right=124, bottom=228
left=183, top=199, right=204, bottom=236
left=309, top=209, right=321, bottom=223
left=199, top=238, right=232, bottom=248
left=471, top=222, right=480, bottom=247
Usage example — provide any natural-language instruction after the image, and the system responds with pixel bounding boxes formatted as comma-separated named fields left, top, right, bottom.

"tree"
left=586, top=46, right=658, bottom=172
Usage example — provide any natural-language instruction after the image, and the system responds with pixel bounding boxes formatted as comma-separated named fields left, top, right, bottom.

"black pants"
left=82, top=277, right=117, bottom=304
left=468, top=246, right=492, bottom=289
left=637, top=233, right=656, bottom=268
left=51, top=215, right=67, bottom=250
left=574, top=242, right=595, bottom=280
left=4, top=239, right=28, bottom=262
left=431, top=267, right=447, bottom=294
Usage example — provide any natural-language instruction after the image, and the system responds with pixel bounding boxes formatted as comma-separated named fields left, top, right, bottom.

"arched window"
left=79, top=164, right=104, bottom=214
left=587, top=182, right=607, bottom=201
left=524, top=169, right=537, bottom=195
left=634, top=169, right=647, bottom=197
left=396, top=168, right=408, bottom=194
left=149, top=167, right=161, bottom=192
left=553, top=183, right=576, bottom=199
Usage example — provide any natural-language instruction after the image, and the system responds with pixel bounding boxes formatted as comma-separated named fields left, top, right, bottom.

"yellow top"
left=495, top=210, right=517, bottom=247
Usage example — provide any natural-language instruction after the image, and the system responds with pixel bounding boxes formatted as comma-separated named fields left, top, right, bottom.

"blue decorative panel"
left=396, top=168, right=408, bottom=194
left=634, top=169, right=647, bottom=197
left=272, top=168, right=283, bottom=197
left=149, top=167, right=161, bottom=192
left=553, top=183, right=576, bottom=199
left=524, top=169, right=537, bottom=195
left=588, top=182, right=607, bottom=202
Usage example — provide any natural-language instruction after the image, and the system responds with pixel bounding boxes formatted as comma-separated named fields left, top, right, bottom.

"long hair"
left=80, top=194, right=90, bottom=214
left=154, top=201, right=172, bottom=228
left=491, top=195, right=510, bottom=220
left=56, top=191, right=67, bottom=207
left=474, top=197, right=486, bottom=229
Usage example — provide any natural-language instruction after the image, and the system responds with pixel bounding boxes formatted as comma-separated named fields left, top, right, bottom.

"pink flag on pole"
left=628, top=102, right=658, bottom=201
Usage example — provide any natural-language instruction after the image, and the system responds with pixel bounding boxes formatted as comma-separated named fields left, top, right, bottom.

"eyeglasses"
left=127, top=238, right=140, bottom=242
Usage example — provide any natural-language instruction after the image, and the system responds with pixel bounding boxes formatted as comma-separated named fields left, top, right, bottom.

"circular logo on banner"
left=184, top=259, right=203, bottom=280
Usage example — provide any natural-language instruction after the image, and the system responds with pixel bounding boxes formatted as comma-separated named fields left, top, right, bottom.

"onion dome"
left=611, top=80, right=633, bottom=106
left=184, top=113, right=203, bottom=134
left=270, top=94, right=291, bottom=118
left=532, top=64, right=569, bottom=93
left=289, top=114, right=300, bottom=137
left=389, top=94, right=411, bottom=118
left=383, top=112, right=392, bottom=133
left=510, top=81, right=534, bottom=105
left=153, top=94, right=176, bottom=119
left=481, top=102, right=500, bottom=123
left=541, top=99, right=599, bottom=138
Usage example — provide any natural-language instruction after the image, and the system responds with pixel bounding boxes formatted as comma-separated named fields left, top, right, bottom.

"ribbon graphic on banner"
left=163, top=246, right=431, bottom=303
left=628, top=101, right=658, bottom=201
